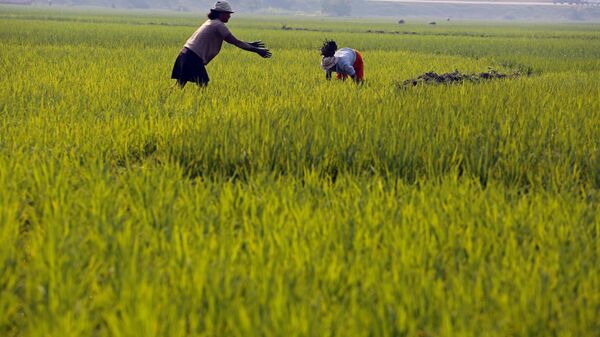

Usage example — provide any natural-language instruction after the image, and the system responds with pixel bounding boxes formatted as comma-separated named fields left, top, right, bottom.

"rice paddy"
left=0, top=6, right=599, bottom=337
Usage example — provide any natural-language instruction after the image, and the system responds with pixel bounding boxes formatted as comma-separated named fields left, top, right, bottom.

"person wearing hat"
left=320, top=39, right=364, bottom=84
left=171, top=0, right=272, bottom=88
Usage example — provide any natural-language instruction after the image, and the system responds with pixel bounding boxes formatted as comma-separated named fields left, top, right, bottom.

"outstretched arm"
left=224, top=33, right=272, bottom=58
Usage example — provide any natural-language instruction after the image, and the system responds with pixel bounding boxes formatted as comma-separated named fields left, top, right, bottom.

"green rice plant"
left=0, top=7, right=599, bottom=337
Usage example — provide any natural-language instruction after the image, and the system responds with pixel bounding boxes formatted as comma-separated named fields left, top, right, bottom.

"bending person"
left=320, top=39, right=364, bottom=84
left=171, top=0, right=272, bottom=88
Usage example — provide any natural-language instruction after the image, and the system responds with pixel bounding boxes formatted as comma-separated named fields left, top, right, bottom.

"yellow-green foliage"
left=0, top=7, right=599, bottom=337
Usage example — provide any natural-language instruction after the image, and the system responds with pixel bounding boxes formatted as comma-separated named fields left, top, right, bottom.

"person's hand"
left=257, top=47, right=272, bottom=58
left=249, top=40, right=266, bottom=48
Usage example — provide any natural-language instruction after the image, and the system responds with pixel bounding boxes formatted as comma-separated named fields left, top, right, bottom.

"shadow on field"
left=108, top=135, right=599, bottom=193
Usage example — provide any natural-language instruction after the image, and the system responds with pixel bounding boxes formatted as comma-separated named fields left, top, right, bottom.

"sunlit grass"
left=0, top=7, right=599, bottom=337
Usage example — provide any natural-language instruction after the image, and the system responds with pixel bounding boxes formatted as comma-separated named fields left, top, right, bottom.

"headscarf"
left=321, top=56, right=338, bottom=71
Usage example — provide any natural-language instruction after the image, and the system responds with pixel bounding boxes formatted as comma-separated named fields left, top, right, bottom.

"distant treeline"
left=30, top=0, right=358, bottom=15
left=16, top=0, right=600, bottom=20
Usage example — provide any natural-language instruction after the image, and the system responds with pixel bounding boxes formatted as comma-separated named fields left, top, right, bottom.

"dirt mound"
left=398, top=69, right=521, bottom=89
left=281, top=25, right=330, bottom=32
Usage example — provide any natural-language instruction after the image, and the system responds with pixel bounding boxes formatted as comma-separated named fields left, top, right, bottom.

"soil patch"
left=398, top=69, right=522, bottom=89
left=281, top=25, right=330, bottom=32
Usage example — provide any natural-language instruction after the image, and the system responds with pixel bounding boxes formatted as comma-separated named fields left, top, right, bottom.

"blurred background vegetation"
left=2, top=0, right=600, bottom=21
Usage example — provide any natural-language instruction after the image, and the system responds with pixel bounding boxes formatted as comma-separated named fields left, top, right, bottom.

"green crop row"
left=0, top=7, right=599, bottom=337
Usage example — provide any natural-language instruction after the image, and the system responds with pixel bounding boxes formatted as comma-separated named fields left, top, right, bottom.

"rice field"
left=0, top=6, right=599, bottom=337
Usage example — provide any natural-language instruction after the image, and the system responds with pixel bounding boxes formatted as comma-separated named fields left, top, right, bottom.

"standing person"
left=171, top=0, right=272, bottom=88
left=320, top=39, right=364, bottom=84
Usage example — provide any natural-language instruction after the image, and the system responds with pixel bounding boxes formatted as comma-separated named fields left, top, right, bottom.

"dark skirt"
left=171, top=47, right=209, bottom=87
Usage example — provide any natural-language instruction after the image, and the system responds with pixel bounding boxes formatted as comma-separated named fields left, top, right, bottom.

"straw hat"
left=212, top=0, right=234, bottom=13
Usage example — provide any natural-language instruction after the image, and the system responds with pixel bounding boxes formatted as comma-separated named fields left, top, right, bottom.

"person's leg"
left=193, top=80, right=207, bottom=88
left=193, top=64, right=210, bottom=87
